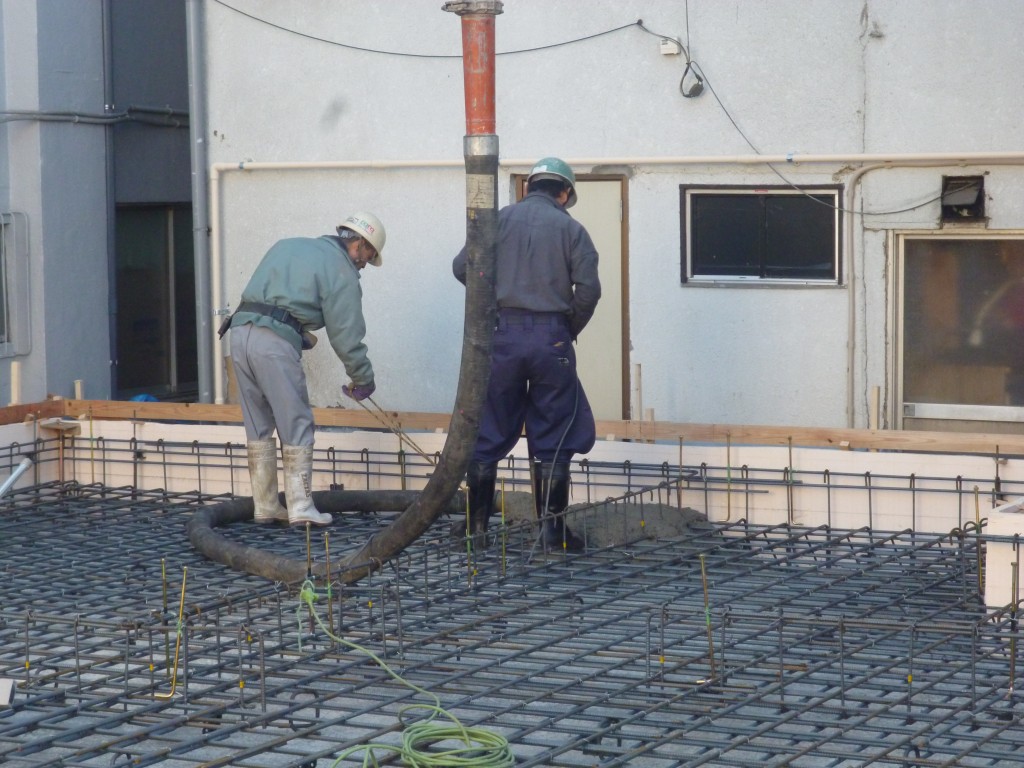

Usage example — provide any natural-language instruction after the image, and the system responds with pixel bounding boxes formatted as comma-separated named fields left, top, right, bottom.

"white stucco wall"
left=203, top=0, right=1024, bottom=427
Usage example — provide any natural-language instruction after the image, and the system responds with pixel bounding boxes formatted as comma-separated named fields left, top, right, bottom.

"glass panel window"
left=681, top=186, right=841, bottom=283
left=903, top=237, right=1024, bottom=408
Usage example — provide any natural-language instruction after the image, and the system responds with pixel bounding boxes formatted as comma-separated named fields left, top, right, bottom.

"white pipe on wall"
left=208, top=151, right=1024, bottom=410
left=8, top=361, right=21, bottom=406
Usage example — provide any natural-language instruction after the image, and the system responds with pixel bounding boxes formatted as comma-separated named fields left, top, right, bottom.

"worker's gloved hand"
left=342, top=381, right=375, bottom=402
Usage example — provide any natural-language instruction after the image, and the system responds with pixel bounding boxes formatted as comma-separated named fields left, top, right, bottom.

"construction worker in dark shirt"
left=453, top=157, right=601, bottom=551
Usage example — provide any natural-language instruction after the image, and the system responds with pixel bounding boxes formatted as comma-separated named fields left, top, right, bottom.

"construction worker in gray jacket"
left=226, top=212, right=385, bottom=526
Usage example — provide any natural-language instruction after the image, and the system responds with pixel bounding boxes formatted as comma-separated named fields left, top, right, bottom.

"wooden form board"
left=6, top=399, right=1024, bottom=457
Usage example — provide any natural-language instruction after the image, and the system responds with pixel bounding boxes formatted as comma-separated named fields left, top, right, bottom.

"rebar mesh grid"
left=1, top=481, right=1022, bottom=767
left=25, top=432, right=1021, bottom=518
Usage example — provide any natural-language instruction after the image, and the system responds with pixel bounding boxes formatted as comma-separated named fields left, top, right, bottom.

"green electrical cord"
left=296, top=580, right=515, bottom=767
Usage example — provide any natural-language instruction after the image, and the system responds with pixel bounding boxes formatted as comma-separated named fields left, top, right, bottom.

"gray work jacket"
left=232, top=235, right=374, bottom=386
left=453, top=192, right=601, bottom=339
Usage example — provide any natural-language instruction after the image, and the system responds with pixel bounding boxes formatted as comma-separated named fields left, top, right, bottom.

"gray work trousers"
left=229, top=323, right=315, bottom=447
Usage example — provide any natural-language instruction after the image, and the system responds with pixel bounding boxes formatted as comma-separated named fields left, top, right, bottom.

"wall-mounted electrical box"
left=660, top=38, right=681, bottom=55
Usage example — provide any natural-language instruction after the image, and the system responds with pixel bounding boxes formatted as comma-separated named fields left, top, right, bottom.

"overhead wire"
left=205, top=5, right=972, bottom=224
left=637, top=5, right=956, bottom=218
left=690, top=59, right=963, bottom=217
left=681, top=57, right=967, bottom=218
left=211, top=0, right=642, bottom=59
left=634, top=20, right=703, bottom=98
left=203, top=1, right=973, bottom=219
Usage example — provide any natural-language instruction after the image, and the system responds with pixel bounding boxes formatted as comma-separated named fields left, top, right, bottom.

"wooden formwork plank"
left=599, top=420, right=1024, bottom=456
left=61, top=399, right=241, bottom=423
left=58, top=399, right=452, bottom=432
left=0, top=400, right=67, bottom=426
left=1, top=399, right=1021, bottom=457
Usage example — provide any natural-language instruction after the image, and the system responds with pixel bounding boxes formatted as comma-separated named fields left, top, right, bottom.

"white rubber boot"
left=248, top=440, right=288, bottom=523
left=282, top=444, right=332, bottom=526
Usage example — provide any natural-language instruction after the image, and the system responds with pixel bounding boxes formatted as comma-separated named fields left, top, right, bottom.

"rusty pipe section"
left=444, top=0, right=502, bottom=135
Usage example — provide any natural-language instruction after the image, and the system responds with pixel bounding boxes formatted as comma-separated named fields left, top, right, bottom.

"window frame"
left=680, top=184, right=843, bottom=285
left=0, top=212, right=31, bottom=359
left=894, top=230, right=1024, bottom=431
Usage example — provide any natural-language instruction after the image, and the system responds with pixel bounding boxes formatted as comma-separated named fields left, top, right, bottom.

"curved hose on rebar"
left=192, top=131, right=497, bottom=587
left=190, top=156, right=497, bottom=584
left=335, top=154, right=498, bottom=581
left=186, top=490, right=464, bottom=584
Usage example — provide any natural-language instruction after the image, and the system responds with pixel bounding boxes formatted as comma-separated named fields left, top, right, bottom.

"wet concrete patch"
left=494, top=491, right=713, bottom=548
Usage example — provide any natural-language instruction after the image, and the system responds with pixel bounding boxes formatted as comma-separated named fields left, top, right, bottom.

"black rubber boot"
left=451, top=462, right=497, bottom=548
left=535, top=461, right=585, bottom=553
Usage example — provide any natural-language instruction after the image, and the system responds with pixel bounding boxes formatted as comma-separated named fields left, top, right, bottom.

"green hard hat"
left=528, top=156, right=578, bottom=208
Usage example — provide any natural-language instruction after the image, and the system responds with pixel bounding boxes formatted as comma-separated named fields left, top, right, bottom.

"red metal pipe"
left=444, top=1, right=503, bottom=135
left=460, top=14, right=496, bottom=135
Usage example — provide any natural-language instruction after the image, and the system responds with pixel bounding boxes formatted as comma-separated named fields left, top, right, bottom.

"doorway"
left=114, top=204, right=197, bottom=400
left=514, top=175, right=629, bottom=420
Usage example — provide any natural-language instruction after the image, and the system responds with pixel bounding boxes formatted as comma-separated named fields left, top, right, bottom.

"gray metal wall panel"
left=111, top=0, right=190, bottom=203
left=36, top=0, right=111, bottom=399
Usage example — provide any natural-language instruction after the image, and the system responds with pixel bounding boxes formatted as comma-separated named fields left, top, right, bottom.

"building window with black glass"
left=681, top=186, right=842, bottom=283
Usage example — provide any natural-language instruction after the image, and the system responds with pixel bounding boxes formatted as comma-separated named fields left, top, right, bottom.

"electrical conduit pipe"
left=0, top=457, right=33, bottom=499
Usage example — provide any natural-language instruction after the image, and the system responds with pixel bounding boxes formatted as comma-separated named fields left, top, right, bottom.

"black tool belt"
left=218, top=301, right=303, bottom=339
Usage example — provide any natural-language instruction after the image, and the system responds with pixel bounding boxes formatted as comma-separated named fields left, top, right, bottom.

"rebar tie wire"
left=353, top=396, right=438, bottom=467
left=297, top=580, right=514, bottom=767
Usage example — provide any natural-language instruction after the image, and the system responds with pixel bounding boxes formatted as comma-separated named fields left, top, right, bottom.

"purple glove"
left=342, top=381, right=376, bottom=402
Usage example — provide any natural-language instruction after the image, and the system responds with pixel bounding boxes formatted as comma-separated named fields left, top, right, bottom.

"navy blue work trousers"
left=473, top=309, right=596, bottom=465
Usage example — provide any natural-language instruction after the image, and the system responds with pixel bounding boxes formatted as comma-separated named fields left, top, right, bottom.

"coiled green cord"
left=297, top=580, right=515, bottom=767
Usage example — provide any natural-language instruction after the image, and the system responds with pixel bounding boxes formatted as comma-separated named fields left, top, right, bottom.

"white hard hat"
left=339, top=211, right=386, bottom=266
